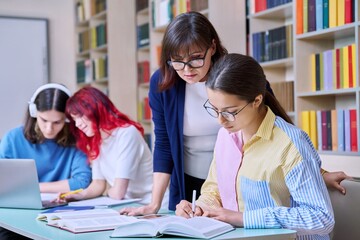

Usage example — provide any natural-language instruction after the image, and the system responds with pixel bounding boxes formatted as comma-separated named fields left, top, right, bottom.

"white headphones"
left=28, top=83, right=72, bottom=118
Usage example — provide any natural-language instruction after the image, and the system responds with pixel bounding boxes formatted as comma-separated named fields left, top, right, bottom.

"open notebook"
left=0, top=159, right=66, bottom=209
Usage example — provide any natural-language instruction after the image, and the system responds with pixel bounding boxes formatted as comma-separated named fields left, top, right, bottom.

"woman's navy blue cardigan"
left=149, top=69, right=186, bottom=211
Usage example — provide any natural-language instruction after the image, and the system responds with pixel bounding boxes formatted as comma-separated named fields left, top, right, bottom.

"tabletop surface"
left=0, top=205, right=297, bottom=240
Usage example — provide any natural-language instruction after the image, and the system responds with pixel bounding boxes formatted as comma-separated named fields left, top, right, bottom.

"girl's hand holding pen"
left=175, top=200, right=203, bottom=218
left=53, top=189, right=84, bottom=203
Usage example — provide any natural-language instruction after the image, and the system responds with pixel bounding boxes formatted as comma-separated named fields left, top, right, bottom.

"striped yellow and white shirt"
left=197, top=107, right=334, bottom=240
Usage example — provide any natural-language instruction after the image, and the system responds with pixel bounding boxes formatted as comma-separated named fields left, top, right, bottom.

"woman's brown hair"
left=159, top=11, right=227, bottom=91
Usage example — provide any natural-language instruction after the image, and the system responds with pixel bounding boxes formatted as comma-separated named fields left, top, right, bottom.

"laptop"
left=328, top=178, right=360, bottom=240
left=0, top=159, right=67, bottom=209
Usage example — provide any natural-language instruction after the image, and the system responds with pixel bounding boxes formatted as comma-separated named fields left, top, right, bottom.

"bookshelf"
left=295, top=0, right=359, bottom=176
left=248, top=1, right=294, bottom=118
left=74, top=0, right=138, bottom=119
left=136, top=0, right=152, bottom=149
left=75, top=0, right=108, bottom=92
left=248, top=0, right=360, bottom=176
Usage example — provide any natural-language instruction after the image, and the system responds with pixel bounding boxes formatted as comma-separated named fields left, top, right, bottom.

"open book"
left=37, top=208, right=114, bottom=222
left=40, top=209, right=134, bottom=233
left=110, top=214, right=234, bottom=239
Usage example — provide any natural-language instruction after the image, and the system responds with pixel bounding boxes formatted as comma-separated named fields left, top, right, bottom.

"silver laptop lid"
left=0, top=159, right=43, bottom=209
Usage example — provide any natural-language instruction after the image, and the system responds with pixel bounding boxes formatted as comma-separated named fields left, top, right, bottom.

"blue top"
left=0, top=126, right=92, bottom=190
left=149, top=69, right=186, bottom=210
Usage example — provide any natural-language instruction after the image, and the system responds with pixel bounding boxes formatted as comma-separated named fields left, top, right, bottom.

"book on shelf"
left=337, top=109, right=345, bottom=151
left=67, top=196, right=141, bottom=207
left=137, top=60, right=150, bottom=84
left=349, top=109, right=358, bottom=152
left=316, top=110, right=322, bottom=151
left=110, top=214, right=235, bottom=239
left=344, top=109, right=351, bottom=152
left=331, top=109, right=338, bottom=151
left=296, top=0, right=303, bottom=34
left=310, top=110, right=318, bottom=149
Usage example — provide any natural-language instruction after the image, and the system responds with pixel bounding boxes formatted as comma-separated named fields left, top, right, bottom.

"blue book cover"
left=315, top=0, right=323, bottom=31
left=323, top=49, right=333, bottom=91
left=344, top=109, right=351, bottom=151
left=41, top=205, right=94, bottom=214
left=337, top=109, right=345, bottom=151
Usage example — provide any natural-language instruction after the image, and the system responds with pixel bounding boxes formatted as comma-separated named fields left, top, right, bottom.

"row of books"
left=137, top=61, right=150, bottom=84
left=252, top=24, right=293, bottom=63
left=78, top=23, right=107, bottom=53
left=137, top=23, right=149, bottom=49
left=301, top=109, right=358, bottom=152
left=151, top=0, right=208, bottom=28
left=297, top=0, right=355, bottom=34
left=248, top=0, right=292, bottom=14
left=76, top=0, right=107, bottom=23
left=151, top=0, right=174, bottom=29
left=76, top=56, right=108, bottom=84
left=90, top=23, right=107, bottom=49
left=311, top=44, right=356, bottom=91
left=271, top=81, right=294, bottom=112
left=174, top=0, right=208, bottom=15
left=138, top=97, right=151, bottom=121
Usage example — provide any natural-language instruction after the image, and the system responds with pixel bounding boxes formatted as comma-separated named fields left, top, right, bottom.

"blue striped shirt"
left=198, top=107, right=334, bottom=240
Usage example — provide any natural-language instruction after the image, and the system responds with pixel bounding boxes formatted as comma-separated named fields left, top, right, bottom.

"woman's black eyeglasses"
left=167, top=48, right=209, bottom=71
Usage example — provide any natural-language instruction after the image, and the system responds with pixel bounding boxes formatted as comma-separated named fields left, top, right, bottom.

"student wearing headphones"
left=0, top=83, right=92, bottom=192
left=0, top=83, right=92, bottom=240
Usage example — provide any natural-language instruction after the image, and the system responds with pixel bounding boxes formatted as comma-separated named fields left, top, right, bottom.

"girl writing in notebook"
left=175, top=54, right=334, bottom=239
left=59, top=86, right=168, bottom=207
left=121, top=11, right=348, bottom=216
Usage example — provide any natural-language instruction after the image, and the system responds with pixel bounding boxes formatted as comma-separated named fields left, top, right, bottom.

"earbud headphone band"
left=28, top=83, right=72, bottom=119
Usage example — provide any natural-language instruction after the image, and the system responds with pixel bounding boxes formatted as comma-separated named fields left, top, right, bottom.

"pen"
left=191, top=189, right=196, bottom=218
left=60, top=188, right=83, bottom=198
